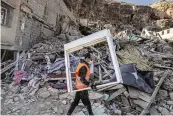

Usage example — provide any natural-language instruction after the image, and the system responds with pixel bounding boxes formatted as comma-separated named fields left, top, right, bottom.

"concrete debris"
left=133, top=100, right=148, bottom=109
left=1, top=0, right=173, bottom=115
left=149, top=105, right=160, bottom=115
left=107, top=87, right=126, bottom=101
left=158, top=107, right=170, bottom=115
left=89, top=92, right=104, bottom=100
left=38, top=87, right=50, bottom=99
left=158, top=89, right=168, bottom=100
left=169, top=92, right=173, bottom=101
left=61, top=100, right=67, bottom=105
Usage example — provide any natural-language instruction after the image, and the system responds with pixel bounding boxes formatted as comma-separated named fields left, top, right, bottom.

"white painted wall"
left=157, top=28, right=173, bottom=40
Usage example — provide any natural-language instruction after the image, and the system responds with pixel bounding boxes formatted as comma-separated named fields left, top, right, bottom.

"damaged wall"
left=1, top=0, right=77, bottom=51
left=1, top=0, right=21, bottom=50
left=64, top=0, right=173, bottom=34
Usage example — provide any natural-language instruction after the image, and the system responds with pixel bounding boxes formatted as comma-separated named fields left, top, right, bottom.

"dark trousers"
left=67, top=90, right=94, bottom=115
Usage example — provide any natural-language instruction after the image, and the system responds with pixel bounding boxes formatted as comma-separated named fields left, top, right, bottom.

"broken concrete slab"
left=102, top=94, right=109, bottom=101
left=133, top=100, right=148, bottom=109
left=121, top=95, right=130, bottom=106
left=149, top=105, right=160, bottom=115
left=158, top=107, right=170, bottom=115
left=107, top=87, right=126, bottom=101
left=128, top=86, right=151, bottom=102
left=47, top=87, right=59, bottom=96
left=89, top=92, right=104, bottom=100
left=121, top=106, right=131, bottom=113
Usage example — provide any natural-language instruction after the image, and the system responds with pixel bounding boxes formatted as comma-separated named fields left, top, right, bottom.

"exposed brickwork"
left=14, top=0, right=77, bottom=50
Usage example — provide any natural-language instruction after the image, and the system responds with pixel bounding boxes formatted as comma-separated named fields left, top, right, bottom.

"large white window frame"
left=64, top=29, right=123, bottom=92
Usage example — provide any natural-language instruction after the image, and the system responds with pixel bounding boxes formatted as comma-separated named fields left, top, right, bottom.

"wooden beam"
left=140, top=70, right=170, bottom=115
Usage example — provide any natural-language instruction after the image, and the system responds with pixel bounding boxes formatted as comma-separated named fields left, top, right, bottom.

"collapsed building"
left=1, top=0, right=173, bottom=115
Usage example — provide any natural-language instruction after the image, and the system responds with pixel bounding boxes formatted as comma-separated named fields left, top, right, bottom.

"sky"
left=120, top=0, right=159, bottom=5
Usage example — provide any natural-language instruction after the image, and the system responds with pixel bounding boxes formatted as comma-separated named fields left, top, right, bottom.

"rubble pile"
left=150, top=0, right=173, bottom=19
left=65, top=0, right=173, bottom=34
left=1, top=0, right=173, bottom=115
left=1, top=29, right=173, bottom=115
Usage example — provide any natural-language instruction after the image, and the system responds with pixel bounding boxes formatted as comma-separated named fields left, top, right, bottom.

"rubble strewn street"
left=1, top=0, right=173, bottom=115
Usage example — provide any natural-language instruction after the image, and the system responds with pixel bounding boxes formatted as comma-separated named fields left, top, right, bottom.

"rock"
left=93, top=107, right=106, bottom=115
left=94, top=103, right=100, bottom=107
left=78, top=102, right=83, bottom=106
left=167, top=101, right=173, bottom=105
left=9, top=83, right=19, bottom=93
left=123, top=91, right=129, bottom=97
left=136, top=106, right=143, bottom=112
left=59, top=93, right=69, bottom=100
left=53, top=107, right=58, bottom=113
left=121, top=106, right=131, bottom=113
left=39, top=91, right=50, bottom=99
left=38, top=104, right=46, bottom=108
left=38, top=87, right=50, bottom=99
left=76, top=111, right=85, bottom=115
left=14, top=96, right=20, bottom=102
left=89, top=92, right=103, bottom=100
left=169, top=92, right=173, bottom=100
left=102, top=94, right=109, bottom=100
left=5, top=99, right=14, bottom=105
left=45, top=102, right=51, bottom=105
left=62, top=100, right=67, bottom=105
left=1, top=89, right=5, bottom=95
left=12, top=108, right=18, bottom=112
left=21, top=86, right=28, bottom=93
left=19, top=94, right=25, bottom=100
left=48, top=87, right=59, bottom=96
left=158, top=107, right=170, bottom=115
left=15, top=110, right=20, bottom=113
left=157, top=89, right=168, bottom=100
left=149, top=105, right=160, bottom=115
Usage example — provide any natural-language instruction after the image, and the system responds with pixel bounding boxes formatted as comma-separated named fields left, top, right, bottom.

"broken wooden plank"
left=1, top=62, right=16, bottom=74
left=140, top=70, right=170, bottom=115
left=108, top=84, right=124, bottom=90
left=153, top=64, right=173, bottom=70
left=97, top=83, right=117, bottom=91
left=107, top=87, right=126, bottom=101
